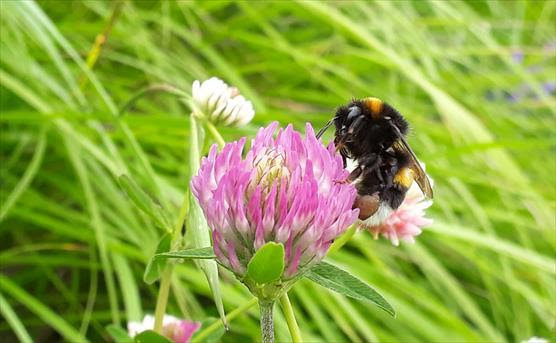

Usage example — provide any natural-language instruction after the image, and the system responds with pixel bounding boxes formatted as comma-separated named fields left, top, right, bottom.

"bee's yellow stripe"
left=393, top=167, right=414, bottom=188
left=363, top=97, right=383, bottom=119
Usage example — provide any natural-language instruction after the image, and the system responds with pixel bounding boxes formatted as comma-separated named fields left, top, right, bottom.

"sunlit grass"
left=1, top=0, right=554, bottom=342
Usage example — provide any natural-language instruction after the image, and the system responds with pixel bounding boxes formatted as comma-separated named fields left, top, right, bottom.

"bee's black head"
left=337, top=105, right=361, bottom=135
left=333, top=98, right=410, bottom=158
left=338, top=98, right=408, bottom=132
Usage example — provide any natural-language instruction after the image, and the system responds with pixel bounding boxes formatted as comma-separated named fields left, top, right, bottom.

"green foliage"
left=305, top=261, right=395, bottom=317
left=106, top=324, right=134, bottom=343
left=118, top=175, right=172, bottom=231
left=155, top=247, right=216, bottom=260
left=0, top=0, right=554, bottom=342
left=143, top=233, right=172, bottom=285
left=134, top=330, right=172, bottom=343
left=247, top=242, right=285, bottom=284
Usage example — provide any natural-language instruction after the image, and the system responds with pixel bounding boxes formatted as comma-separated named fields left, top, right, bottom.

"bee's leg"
left=385, top=156, right=401, bottom=188
left=375, top=168, right=385, bottom=185
left=386, top=165, right=398, bottom=187
left=348, top=166, right=363, bottom=182
left=377, top=164, right=395, bottom=188
left=383, top=170, right=393, bottom=188
left=334, top=165, right=361, bottom=184
left=359, top=153, right=382, bottom=174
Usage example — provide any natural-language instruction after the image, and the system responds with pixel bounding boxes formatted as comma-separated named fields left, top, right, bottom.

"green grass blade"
left=0, top=126, right=47, bottom=222
left=429, top=222, right=555, bottom=273
left=0, top=275, right=86, bottom=342
left=0, top=292, right=33, bottom=343
left=65, top=138, right=121, bottom=325
left=113, top=254, right=143, bottom=323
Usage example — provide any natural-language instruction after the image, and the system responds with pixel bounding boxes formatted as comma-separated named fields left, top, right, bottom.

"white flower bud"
left=191, top=77, right=255, bottom=127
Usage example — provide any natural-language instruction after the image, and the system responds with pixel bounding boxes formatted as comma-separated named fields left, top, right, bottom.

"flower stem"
left=206, top=121, right=226, bottom=148
left=153, top=183, right=190, bottom=333
left=279, top=293, right=302, bottom=343
left=259, top=301, right=275, bottom=343
left=154, top=265, right=173, bottom=333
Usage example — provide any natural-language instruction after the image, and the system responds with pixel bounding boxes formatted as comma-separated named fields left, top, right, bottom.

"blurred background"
left=1, top=1, right=554, bottom=342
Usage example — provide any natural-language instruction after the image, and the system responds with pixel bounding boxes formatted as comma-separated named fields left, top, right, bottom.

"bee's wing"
left=391, top=126, right=433, bottom=199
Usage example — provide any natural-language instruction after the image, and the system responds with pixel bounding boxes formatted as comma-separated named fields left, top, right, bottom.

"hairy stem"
left=259, top=301, right=275, bottom=343
left=280, top=293, right=302, bottom=342
left=206, top=121, right=226, bottom=148
left=154, top=266, right=173, bottom=333
left=153, top=177, right=190, bottom=332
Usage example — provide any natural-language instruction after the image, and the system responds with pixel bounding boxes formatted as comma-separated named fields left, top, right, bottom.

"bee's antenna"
left=316, top=118, right=335, bottom=139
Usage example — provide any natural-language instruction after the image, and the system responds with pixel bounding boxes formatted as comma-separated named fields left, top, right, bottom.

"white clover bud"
left=191, top=77, right=255, bottom=127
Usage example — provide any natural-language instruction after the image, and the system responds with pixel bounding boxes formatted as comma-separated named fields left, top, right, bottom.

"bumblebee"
left=317, top=97, right=433, bottom=225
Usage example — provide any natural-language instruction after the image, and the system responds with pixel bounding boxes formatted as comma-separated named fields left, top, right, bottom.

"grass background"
left=1, top=0, right=555, bottom=342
